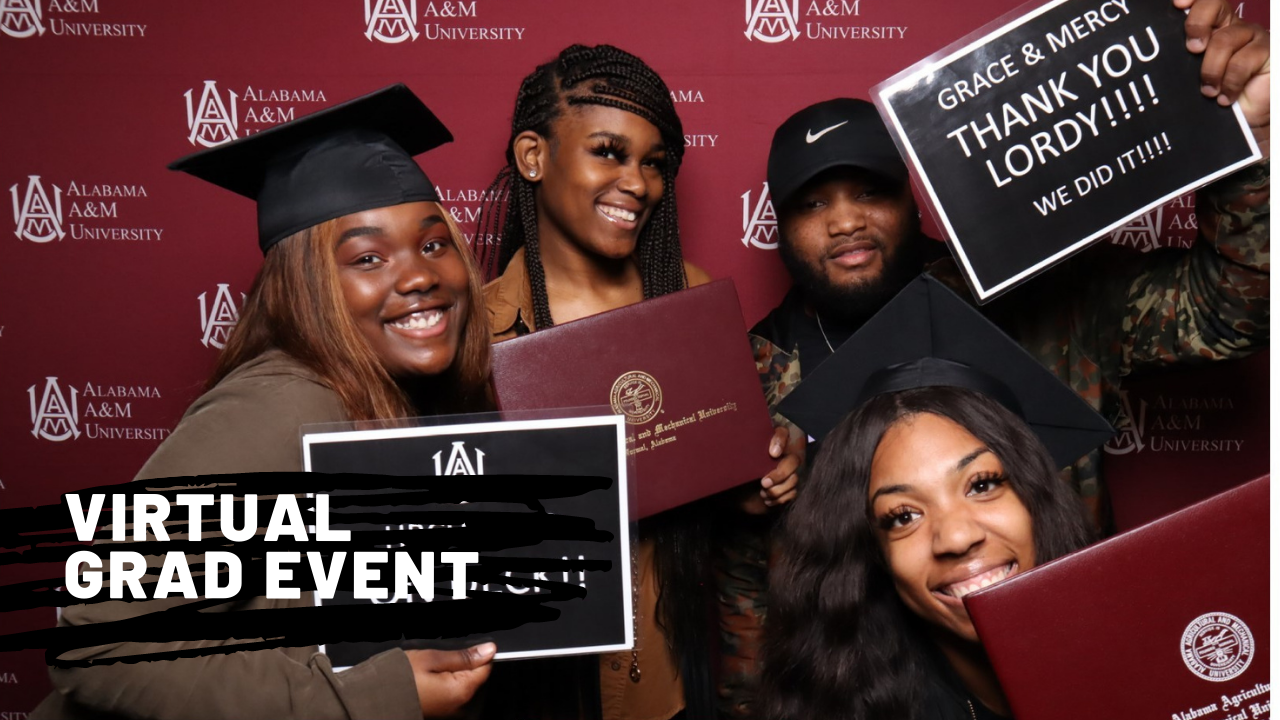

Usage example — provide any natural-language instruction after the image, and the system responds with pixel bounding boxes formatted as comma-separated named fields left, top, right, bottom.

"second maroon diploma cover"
left=491, top=279, right=776, bottom=518
left=965, top=475, right=1270, bottom=720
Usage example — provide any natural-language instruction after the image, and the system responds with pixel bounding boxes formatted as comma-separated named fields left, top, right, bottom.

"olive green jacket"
left=33, top=350, right=420, bottom=720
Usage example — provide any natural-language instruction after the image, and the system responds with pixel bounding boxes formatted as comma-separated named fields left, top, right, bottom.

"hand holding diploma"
left=739, top=426, right=804, bottom=513
left=760, top=426, right=803, bottom=509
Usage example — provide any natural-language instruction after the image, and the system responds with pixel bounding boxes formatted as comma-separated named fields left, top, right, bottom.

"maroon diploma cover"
left=966, top=475, right=1270, bottom=720
left=491, top=279, right=776, bottom=519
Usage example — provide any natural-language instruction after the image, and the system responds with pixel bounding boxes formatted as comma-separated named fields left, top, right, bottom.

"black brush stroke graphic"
left=0, top=472, right=619, bottom=666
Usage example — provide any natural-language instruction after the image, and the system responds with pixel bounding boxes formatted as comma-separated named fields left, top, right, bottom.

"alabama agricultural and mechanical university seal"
left=610, top=371, right=662, bottom=425
left=1181, top=612, right=1255, bottom=682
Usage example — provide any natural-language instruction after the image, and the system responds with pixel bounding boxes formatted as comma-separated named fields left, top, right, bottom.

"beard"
left=778, top=224, right=927, bottom=329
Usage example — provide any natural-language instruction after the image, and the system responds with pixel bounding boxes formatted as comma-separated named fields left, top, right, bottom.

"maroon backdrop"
left=0, top=0, right=1268, bottom=713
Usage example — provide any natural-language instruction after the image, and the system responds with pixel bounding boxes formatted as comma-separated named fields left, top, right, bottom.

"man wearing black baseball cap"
left=717, top=1, right=1271, bottom=716
left=755, top=97, right=939, bottom=369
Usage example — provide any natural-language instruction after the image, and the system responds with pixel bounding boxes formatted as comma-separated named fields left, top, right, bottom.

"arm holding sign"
left=1115, top=157, right=1268, bottom=371
left=1112, top=0, right=1268, bottom=372
left=1179, top=0, right=1269, bottom=156
left=990, top=0, right=1269, bottom=523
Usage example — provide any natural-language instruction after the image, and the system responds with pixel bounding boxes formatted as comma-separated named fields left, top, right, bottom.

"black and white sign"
left=302, top=415, right=632, bottom=664
left=875, top=0, right=1260, bottom=301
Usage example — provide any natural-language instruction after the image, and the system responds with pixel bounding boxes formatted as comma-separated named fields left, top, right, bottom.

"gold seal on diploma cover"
left=610, top=371, right=662, bottom=425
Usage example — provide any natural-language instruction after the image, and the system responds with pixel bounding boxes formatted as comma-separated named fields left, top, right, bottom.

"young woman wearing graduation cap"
left=759, top=276, right=1116, bottom=720
left=33, top=85, right=495, bottom=720
left=474, top=44, right=802, bottom=720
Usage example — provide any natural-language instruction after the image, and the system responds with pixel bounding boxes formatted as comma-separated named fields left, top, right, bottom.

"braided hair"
left=476, top=43, right=688, bottom=330
left=476, top=45, right=717, bottom=720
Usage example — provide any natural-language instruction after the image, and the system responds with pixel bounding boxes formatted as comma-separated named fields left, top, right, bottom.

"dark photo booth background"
left=0, top=0, right=1268, bottom=712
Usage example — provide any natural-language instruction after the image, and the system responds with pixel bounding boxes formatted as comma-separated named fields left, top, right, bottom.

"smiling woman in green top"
left=35, top=85, right=496, bottom=720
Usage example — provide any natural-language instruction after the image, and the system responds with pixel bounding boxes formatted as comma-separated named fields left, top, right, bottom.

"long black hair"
left=476, top=43, right=688, bottom=329
left=476, top=44, right=716, bottom=720
left=760, top=387, right=1095, bottom=720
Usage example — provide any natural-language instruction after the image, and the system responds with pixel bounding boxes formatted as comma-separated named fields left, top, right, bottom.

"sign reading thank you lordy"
left=875, top=0, right=1260, bottom=301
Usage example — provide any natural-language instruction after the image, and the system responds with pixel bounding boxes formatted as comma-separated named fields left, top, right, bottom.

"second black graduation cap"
left=775, top=275, right=1115, bottom=469
left=169, top=83, right=452, bottom=253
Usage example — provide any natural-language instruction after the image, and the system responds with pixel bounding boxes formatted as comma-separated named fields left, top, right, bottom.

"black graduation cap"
left=169, top=83, right=452, bottom=253
left=775, top=275, right=1115, bottom=469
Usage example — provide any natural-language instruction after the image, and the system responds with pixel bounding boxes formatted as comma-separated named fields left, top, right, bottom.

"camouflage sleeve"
left=752, top=334, right=805, bottom=447
left=714, top=335, right=803, bottom=719
left=1115, top=160, right=1270, bottom=372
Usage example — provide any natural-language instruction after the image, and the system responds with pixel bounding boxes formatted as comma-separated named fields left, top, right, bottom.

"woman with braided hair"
left=477, top=44, right=801, bottom=720
left=479, top=42, right=695, bottom=333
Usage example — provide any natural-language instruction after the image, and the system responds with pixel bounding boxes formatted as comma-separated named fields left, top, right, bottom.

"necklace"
left=814, top=311, right=836, bottom=354
left=628, top=545, right=641, bottom=683
left=967, top=700, right=977, bottom=720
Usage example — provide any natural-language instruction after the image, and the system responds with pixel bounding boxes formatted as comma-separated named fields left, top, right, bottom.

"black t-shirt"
left=750, top=286, right=862, bottom=381
left=750, top=286, right=864, bottom=458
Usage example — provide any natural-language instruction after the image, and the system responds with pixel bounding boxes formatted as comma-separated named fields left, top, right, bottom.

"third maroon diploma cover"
left=965, top=475, right=1270, bottom=720
left=491, top=279, right=776, bottom=518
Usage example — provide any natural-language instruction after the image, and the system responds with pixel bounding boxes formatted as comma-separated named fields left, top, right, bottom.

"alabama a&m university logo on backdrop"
left=746, top=0, right=905, bottom=42
left=741, top=182, right=778, bottom=250
left=10, top=173, right=161, bottom=243
left=365, top=0, right=417, bottom=42
left=745, top=0, right=799, bottom=42
left=27, top=376, right=170, bottom=442
left=0, top=0, right=44, bottom=37
left=185, top=81, right=238, bottom=148
left=199, top=284, right=244, bottom=349
left=1104, top=389, right=1245, bottom=455
left=436, top=186, right=503, bottom=245
left=185, top=80, right=330, bottom=147
left=363, top=0, right=522, bottom=43
left=1109, top=206, right=1163, bottom=253
left=1, top=0, right=148, bottom=38
left=29, top=377, right=79, bottom=441
left=1180, top=612, right=1254, bottom=682
left=11, top=175, right=64, bottom=243
left=1104, top=390, right=1146, bottom=454
left=1108, top=194, right=1197, bottom=252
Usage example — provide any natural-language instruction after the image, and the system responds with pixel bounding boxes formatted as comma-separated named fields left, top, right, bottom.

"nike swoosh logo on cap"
left=805, top=120, right=849, bottom=144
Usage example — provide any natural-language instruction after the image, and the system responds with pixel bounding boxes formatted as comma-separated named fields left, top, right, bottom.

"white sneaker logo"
left=805, top=121, right=849, bottom=144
